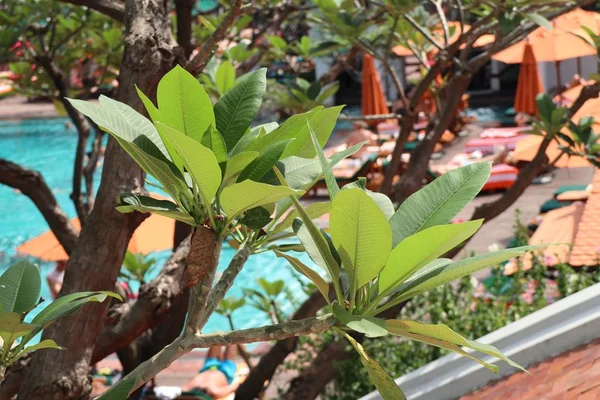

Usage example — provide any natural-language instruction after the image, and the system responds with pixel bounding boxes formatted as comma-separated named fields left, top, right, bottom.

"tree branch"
left=91, top=235, right=191, bottom=363
left=174, top=0, right=195, bottom=58
left=102, top=315, right=337, bottom=397
left=186, top=0, right=245, bottom=74
left=58, top=0, right=125, bottom=22
left=0, top=159, right=79, bottom=254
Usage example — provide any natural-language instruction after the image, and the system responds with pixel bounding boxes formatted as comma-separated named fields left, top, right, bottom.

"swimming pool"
left=0, top=118, right=312, bottom=333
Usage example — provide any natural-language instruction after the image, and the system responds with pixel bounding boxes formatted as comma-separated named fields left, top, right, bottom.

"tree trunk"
left=17, top=1, right=180, bottom=399
left=0, top=159, right=79, bottom=254
left=235, top=289, right=330, bottom=400
left=175, top=0, right=194, bottom=58
left=393, top=73, right=473, bottom=203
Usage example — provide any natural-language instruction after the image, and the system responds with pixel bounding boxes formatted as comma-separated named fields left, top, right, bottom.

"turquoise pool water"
left=0, top=118, right=311, bottom=333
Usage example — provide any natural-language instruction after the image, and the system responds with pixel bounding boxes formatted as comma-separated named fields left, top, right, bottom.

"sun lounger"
left=465, top=135, right=528, bottom=154
left=479, top=126, right=530, bottom=139
left=540, top=198, right=573, bottom=213
left=554, top=184, right=589, bottom=198
left=482, top=164, right=519, bottom=191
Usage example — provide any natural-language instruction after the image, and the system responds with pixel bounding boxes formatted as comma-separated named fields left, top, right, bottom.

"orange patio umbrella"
left=361, top=53, right=390, bottom=127
left=512, top=131, right=593, bottom=168
left=514, top=43, right=544, bottom=116
left=392, top=23, right=494, bottom=57
left=17, top=203, right=176, bottom=262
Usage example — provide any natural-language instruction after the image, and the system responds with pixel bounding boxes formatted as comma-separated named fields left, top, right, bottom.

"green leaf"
left=280, top=143, right=364, bottom=190
left=379, top=220, right=482, bottom=294
left=117, top=140, right=188, bottom=200
left=135, top=85, right=161, bottom=123
left=367, top=191, right=394, bottom=220
left=389, top=162, right=491, bottom=247
left=239, top=207, right=272, bottom=229
left=20, top=339, right=64, bottom=356
left=295, top=106, right=344, bottom=158
left=220, top=181, right=302, bottom=220
left=273, top=201, right=330, bottom=234
left=275, top=251, right=330, bottom=300
left=223, top=151, right=259, bottom=182
left=315, top=81, right=340, bottom=104
left=332, top=304, right=387, bottom=338
left=215, top=68, right=267, bottom=151
left=238, top=139, right=293, bottom=182
left=201, top=126, right=227, bottom=163
left=215, top=61, right=236, bottom=95
left=157, top=122, right=222, bottom=206
left=392, top=245, right=547, bottom=304
left=386, top=320, right=526, bottom=372
left=67, top=95, right=170, bottom=161
left=308, top=119, right=339, bottom=198
left=157, top=65, right=215, bottom=142
left=330, top=189, right=392, bottom=288
left=116, top=193, right=195, bottom=225
left=0, top=312, right=35, bottom=351
left=30, top=292, right=120, bottom=333
left=97, top=374, right=138, bottom=400
left=344, top=334, right=407, bottom=400
left=0, top=260, right=41, bottom=314
left=524, top=13, right=552, bottom=31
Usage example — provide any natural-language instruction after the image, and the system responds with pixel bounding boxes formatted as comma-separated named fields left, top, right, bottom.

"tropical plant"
left=267, top=77, right=340, bottom=114
left=66, top=65, right=547, bottom=399
left=120, top=251, right=158, bottom=285
left=0, top=260, right=118, bottom=383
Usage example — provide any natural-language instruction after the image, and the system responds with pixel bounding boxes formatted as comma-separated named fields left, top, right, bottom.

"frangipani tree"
left=70, top=66, right=544, bottom=399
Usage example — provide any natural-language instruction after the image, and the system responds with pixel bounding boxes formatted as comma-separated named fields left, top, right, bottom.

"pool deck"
left=0, top=96, right=60, bottom=120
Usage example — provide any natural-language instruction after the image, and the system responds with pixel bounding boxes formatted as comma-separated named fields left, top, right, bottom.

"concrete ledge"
left=361, top=282, right=600, bottom=400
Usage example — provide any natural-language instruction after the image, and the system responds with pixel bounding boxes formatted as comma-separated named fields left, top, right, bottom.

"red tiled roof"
left=570, top=170, right=600, bottom=266
left=460, top=338, right=600, bottom=400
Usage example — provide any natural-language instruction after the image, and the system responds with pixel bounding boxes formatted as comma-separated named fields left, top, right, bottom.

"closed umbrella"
left=514, top=43, right=544, bottom=116
left=17, top=196, right=176, bottom=261
left=361, top=53, right=390, bottom=126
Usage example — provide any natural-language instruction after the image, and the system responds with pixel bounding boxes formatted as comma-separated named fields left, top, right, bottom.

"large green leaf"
left=116, top=140, right=188, bottom=200
left=389, top=162, right=491, bottom=247
left=333, top=304, right=387, bottom=338
left=116, top=193, right=195, bottom=225
left=245, top=108, right=321, bottom=154
left=239, top=207, right=272, bottom=229
left=68, top=95, right=170, bottom=161
left=237, top=139, right=293, bottom=182
left=201, top=126, right=227, bottom=163
left=280, top=143, right=364, bottom=190
left=156, top=65, right=215, bottom=142
left=275, top=251, right=330, bottom=300
left=308, top=120, right=339, bottom=198
left=220, top=180, right=302, bottom=220
left=223, top=151, right=259, bottom=182
left=386, top=320, right=526, bottom=372
left=272, top=201, right=330, bottom=234
left=378, top=220, right=482, bottom=294
left=215, top=61, right=236, bottom=95
left=0, top=260, right=41, bottom=314
left=0, top=312, right=36, bottom=348
left=157, top=122, right=222, bottom=206
left=330, top=189, right=391, bottom=288
left=214, top=68, right=267, bottom=151
left=392, top=245, right=546, bottom=305
left=296, top=106, right=344, bottom=158
left=344, top=334, right=407, bottom=400
left=387, top=326, right=499, bottom=372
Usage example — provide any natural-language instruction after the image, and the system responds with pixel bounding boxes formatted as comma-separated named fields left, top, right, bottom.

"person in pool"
left=181, top=345, right=240, bottom=399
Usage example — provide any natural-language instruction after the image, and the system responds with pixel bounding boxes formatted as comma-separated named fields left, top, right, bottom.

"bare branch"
left=186, top=0, right=245, bottom=74
left=58, top=0, right=125, bottom=22
left=0, top=159, right=79, bottom=254
left=174, top=0, right=195, bottom=58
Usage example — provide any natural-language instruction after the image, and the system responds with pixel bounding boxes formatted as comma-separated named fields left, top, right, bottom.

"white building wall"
left=538, top=54, right=598, bottom=91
